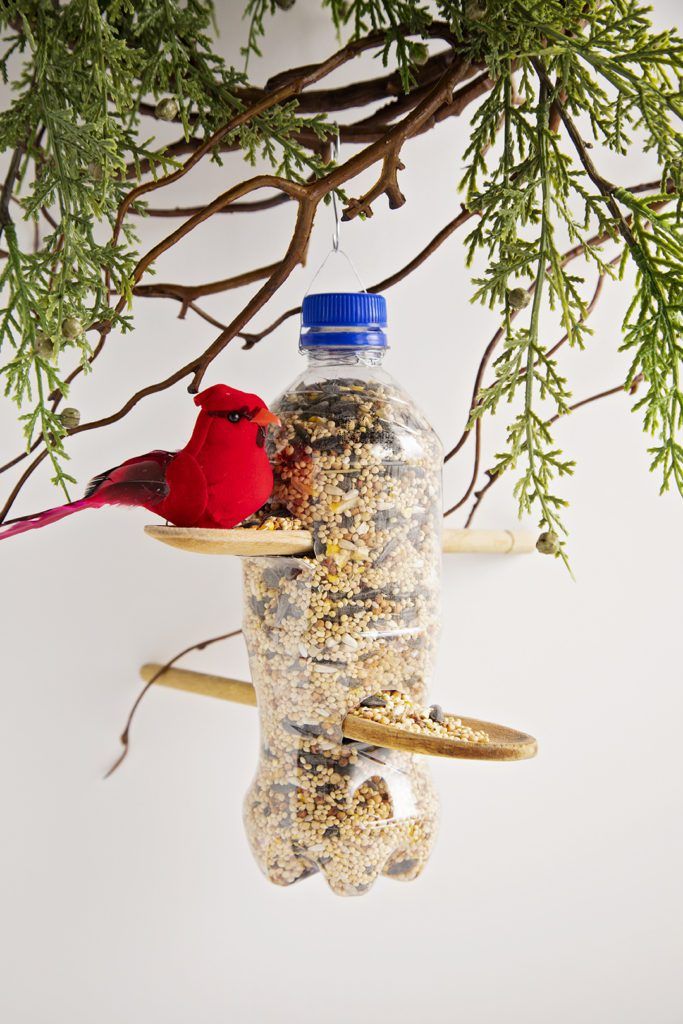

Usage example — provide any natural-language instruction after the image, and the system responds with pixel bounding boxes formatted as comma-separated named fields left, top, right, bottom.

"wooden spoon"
left=140, top=663, right=537, bottom=763
left=144, top=525, right=536, bottom=557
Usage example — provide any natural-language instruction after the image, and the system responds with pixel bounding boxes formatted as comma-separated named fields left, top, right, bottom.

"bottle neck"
left=304, top=347, right=385, bottom=368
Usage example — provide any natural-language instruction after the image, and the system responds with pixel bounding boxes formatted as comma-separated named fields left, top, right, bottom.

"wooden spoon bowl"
left=141, top=664, right=537, bottom=763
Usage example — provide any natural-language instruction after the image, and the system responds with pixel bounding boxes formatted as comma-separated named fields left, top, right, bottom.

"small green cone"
left=154, top=97, right=179, bottom=121
left=507, top=287, right=531, bottom=310
left=59, top=407, right=81, bottom=430
left=62, top=317, right=83, bottom=340
left=33, top=332, right=53, bottom=359
left=536, top=531, right=560, bottom=555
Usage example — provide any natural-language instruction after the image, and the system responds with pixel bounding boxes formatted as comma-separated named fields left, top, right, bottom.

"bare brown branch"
left=0, top=147, right=23, bottom=241
left=104, top=629, right=242, bottom=778
left=463, top=371, right=645, bottom=528
left=132, top=260, right=288, bottom=303
left=139, top=46, right=465, bottom=120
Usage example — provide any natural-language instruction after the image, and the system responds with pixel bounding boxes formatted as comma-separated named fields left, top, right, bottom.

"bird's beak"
left=252, top=408, right=280, bottom=428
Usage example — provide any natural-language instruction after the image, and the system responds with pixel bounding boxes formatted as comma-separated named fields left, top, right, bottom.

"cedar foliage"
left=0, top=1, right=681, bottom=562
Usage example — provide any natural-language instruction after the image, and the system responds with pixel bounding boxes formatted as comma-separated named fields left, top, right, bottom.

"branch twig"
left=0, top=147, right=23, bottom=242
left=104, top=629, right=242, bottom=778
left=444, top=261, right=614, bottom=520
left=464, top=375, right=645, bottom=527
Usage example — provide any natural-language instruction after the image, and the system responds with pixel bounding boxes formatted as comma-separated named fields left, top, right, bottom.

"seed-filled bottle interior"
left=242, top=293, right=444, bottom=895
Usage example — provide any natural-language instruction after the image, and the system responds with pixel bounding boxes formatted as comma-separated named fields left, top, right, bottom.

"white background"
left=1, top=3, right=681, bottom=1022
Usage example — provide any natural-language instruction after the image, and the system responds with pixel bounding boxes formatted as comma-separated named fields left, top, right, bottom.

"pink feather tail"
left=0, top=498, right=92, bottom=540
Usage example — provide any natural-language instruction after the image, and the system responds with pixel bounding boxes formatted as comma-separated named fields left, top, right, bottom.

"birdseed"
left=353, top=690, right=490, bottom=744
left=241, top=514, right=304, bottom=531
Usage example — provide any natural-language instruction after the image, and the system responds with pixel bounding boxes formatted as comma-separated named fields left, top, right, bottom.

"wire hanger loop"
left=304, top=124, right=366, bottom=297
left=330, top=126, right=341, bottom=253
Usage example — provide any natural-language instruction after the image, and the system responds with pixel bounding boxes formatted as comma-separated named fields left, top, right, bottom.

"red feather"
left=0, top=384, right=278, bottom=541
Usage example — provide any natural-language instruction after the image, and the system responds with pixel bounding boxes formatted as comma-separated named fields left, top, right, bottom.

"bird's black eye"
left=227, top=411, right=241, bottom=423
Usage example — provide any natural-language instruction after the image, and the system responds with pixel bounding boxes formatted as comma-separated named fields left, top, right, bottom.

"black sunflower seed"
left=262, top=568, right=282, bottom=589
left=281, top=719, right=323, bottom=738
left=374, top=538, right=400, bottom=566
left=385, top=858, right=418, bottom=877
left=310, top=435, right=339, bottom=452
left=359, top=695, right=387, bottom=709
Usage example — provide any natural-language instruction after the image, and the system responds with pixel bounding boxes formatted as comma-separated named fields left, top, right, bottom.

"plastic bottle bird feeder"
left=144, top=293, right=537, bottom=896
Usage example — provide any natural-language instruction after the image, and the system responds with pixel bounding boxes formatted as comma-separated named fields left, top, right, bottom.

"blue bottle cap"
left=300, top=292, right=387, bottom=348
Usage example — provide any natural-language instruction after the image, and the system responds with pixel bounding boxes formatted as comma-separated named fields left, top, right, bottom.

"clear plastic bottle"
left=242, top=293, right=443, bottom=895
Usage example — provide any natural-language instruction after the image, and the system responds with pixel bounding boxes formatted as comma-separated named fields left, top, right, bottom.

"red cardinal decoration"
left=0, top=384, right=280, bottom=540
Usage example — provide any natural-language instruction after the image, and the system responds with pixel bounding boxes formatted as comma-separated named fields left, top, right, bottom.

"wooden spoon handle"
left=140, top=664, right=537, bottom=763
left=141, top=664, right=256, bottom=706
left=441, top=528, right=535, bottom=554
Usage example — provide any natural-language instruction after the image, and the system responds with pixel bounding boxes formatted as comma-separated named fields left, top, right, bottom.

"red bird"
left=0, top=384, right=280, bottom=540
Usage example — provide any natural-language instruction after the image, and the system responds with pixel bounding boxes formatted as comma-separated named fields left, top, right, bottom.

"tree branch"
left=139, top=45, right=468, bottom=119
left=1, top=55, right=478, bottom=522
